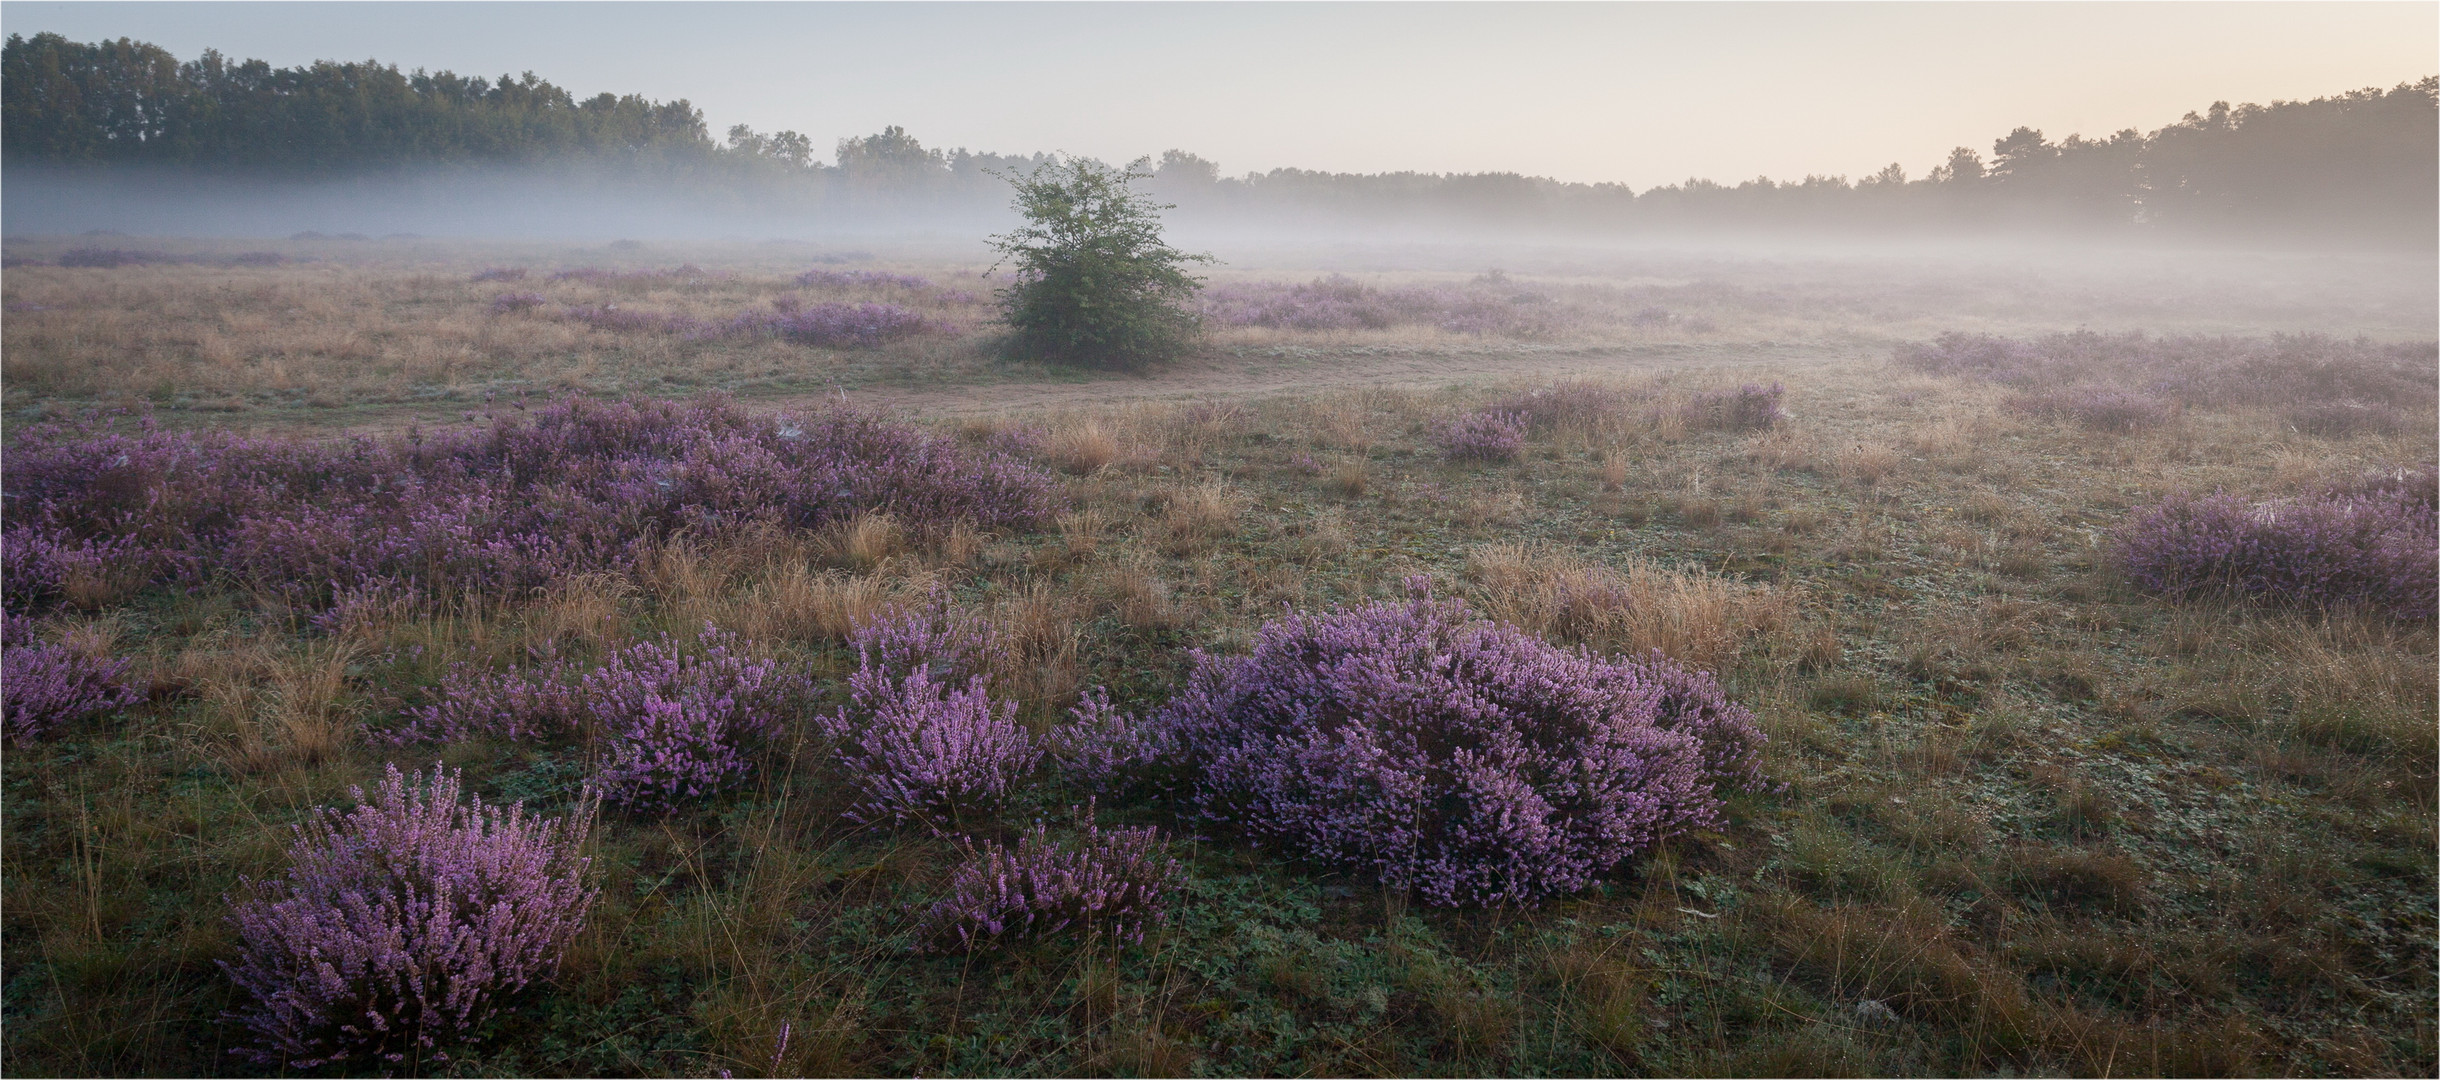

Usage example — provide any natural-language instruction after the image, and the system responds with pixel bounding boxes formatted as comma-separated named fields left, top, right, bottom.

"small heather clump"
left=1042, top=686, right=1174, bottom=790
left=221, top=765, right=599, bottom=1068
left=1155, top=584, right=1765, bottom=905
left=1682, top=382, right=1786, bottom=432
left=1199, top=275, right=1572, bottom=337
left=404, top=626, right=797, bottom=810
left=794, top=269, right=933, bottom=290
left=1438, top=411, right=1528, bottom=462
left=2014, top=387, right=2176, bottom=432
left=2115, top=485, right=2437, bottom=621
left=821, top=606, right=1037, bottom=830
left=725, top=301, right=934, bottom=348
left=919, top=813, right=1182, bottom=951
left=488, top=291, right=547, bottom=314
left=1, top=614, right=144, bottom=744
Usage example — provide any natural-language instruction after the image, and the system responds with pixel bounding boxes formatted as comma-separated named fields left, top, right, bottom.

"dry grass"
left=1465, top=542, right=1789, bottom=669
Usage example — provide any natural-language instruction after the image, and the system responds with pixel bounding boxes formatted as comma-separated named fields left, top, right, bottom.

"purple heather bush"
left=820, top=606, right=1036, bottom=830
left=1, top=614, right=145, bottom=744
left=488, top=291, right=547, bottom=314
left=221, top=764, right=598, bottom=1068
left=2, top=397, right=1058, bottom=614
left=1490, top=381, right=1642, bottom=434
left=919, top=812, right=1182, bottom=951
left=822, top=662, right=1036, bottom=831
left=1438, top=410, right=1528, bottom=462
left=1682, top=382, right=1786, bottom=432
left=1042, top=686, right=1175, bottom=790
left=1200, top=275, right=1573, bottom=337
left=403, top=625, right=799, bottom=809
left=2115, top=485, right=2437, bottom=621
left=794, top=269, right=934, bottom=290
left=1897, top=331, right=2436, bottom=424
left=723, top=301, right=934, bottom=348
left=2014, top=387, right=2177, bottom=433
left=1153, top=587, right=1766, bottom=905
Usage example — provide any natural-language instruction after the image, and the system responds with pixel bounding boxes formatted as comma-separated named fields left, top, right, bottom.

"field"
left=2, top=238, right=2434, bottom=1078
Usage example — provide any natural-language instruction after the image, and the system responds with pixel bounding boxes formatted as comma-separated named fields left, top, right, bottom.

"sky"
left=3, top=2, right=2432, bottom=189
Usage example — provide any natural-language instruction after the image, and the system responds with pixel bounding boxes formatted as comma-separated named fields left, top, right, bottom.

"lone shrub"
left=222, top=764, right=599, bottom=1068
left=1155, top=584, right=1765, bottom=905
left=1438, top=410, right=1528, bottom=462
left=988, top=157, right=1211, bottom=370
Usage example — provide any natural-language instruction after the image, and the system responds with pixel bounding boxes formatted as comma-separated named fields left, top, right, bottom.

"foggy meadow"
left=2, top=26, right=2433, bottom=1080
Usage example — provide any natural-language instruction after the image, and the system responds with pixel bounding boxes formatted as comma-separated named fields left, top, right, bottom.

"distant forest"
left=4, top=32, right=2433, bottom=243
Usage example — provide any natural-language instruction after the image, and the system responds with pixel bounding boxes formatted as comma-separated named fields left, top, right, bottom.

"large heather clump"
left=1, top=614, right=145, bottom=744
left=920, top=813, right=1182, bottom=951
left=1156, top=586, right=1765, bottom=905
left=403, top=625, right=800, bottom=810
left=221, top=765, right=599, bottom=1068
left=1437, top=411, right=1528, bottom=462
left=1, top=397, right=1058, bottom=613
left=820, top=605, right=1037, bottom=831
left=2115, top=475, right=2436, bottom=620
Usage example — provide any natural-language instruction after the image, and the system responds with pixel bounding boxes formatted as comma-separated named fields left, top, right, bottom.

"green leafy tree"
left=988, top=157, right=1212, bottom=370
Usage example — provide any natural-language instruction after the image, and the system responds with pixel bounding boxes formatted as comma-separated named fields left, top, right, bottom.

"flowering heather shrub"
left=221, top=764, right=598, bottom=1068
left=724, top=302, right=934, bottom=348
left=488, top=291, right=547, bottom=314
left=2115, top=488, right=2436, bottom=621
left=1439, top=411, right=1528, bottom=462
left=469, top=267, right=529, bottom=283
left=1490, top=381, right=1640, bottom=434
left=919, top=814, right=1182, bottom=951
left=1897, top=331, right=2437, bottom=418
left=1682, top=383, right=1786, bottom=432
left=1, top=614, right=144, bottom=744
left=2015, top=387, right=2177, bottom=432
left=1200, top=276, right=1572, bottom=337
left=1155, top=589, right=1765, bottom=905
left=822, top=661, right=1037, bottom=831
left=794, top=269, right=933, bottom=290
left=3, top=397, right=1058, bottom=612
left=821, top=605, right=1036, bottom=829
left=1042, top=686, right=1175, bottom=790
left=2, top=523, right=157, bottom=613
left=403, top=626, right=798, bottom=809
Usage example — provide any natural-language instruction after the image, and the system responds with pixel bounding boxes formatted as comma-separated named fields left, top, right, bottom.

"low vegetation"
left=2, top=255, right=2433, bottom=1077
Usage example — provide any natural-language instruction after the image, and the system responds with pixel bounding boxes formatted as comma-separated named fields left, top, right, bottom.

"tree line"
left=5, top=32, right=2431, bottom=243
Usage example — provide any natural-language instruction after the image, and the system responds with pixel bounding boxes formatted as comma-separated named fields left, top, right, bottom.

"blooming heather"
left=2115, top=484, right=2437, bottom=620
left=1, top=614, right=144, bottom=744
left=1682, top=383, right=1786, bottom=432
left=1897, top=331, right=2436, bottom=420
left=920, top=814, right=1182, bottom=951
left=1438, top=411, right=1528, bottom=462
left=221, top=764, right=598, bottom=1068
left=3, top=397, right=1058, bottom=613
left=1154, top=588, right=1765, bottom=905
left=1042, top=686, right=1175, bottom=790
left=821, top=661, right=1037, bottom=831
left=403, top=626, right=799, bottom=809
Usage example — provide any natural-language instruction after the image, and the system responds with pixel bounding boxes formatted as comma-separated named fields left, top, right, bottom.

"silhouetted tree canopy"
left=4, top=32, right=2430, bottom=244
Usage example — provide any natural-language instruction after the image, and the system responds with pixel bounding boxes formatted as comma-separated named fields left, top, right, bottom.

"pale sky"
left=3, top=2, right=2432, bottom=189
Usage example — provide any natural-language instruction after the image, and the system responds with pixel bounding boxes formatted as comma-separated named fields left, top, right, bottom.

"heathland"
left=2, top=238, right=2434, bottom=1078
